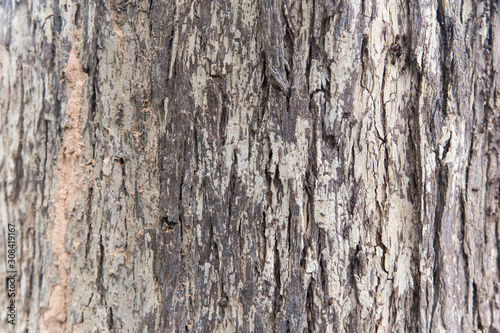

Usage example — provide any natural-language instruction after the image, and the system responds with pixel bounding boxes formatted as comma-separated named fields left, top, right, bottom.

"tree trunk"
left=1, top=0, right=499, bottom=332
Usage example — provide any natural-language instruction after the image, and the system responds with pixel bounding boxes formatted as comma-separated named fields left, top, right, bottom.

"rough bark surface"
left=0, top=0, right=499, bottom=332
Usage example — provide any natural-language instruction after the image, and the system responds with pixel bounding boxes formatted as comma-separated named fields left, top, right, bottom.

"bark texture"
left=0, top=0, right=499, bottom=332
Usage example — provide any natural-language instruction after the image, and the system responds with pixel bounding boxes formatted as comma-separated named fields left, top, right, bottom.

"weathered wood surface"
left=0, top=0, right=499, bottom=332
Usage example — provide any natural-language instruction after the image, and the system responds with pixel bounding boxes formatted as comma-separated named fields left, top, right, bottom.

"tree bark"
left=0, top=0, right=499, bottom=332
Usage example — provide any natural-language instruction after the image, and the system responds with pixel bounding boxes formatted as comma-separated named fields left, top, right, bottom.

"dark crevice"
left=431, top=160, right=449, bottom=326
left=237, top=217, right=243, bottom=255
left=318, top=228, right=327, bottom=294
left=360, top=33, right=369, bottom=91
left=441, top=135, right=452, bottom=160
left=380, top=56, right=389, bottom=207
left=464, top=130, right=475, bottom=197
left=306, top=279, right=315, bottom=332
left=460, top=192, right=471, bottom=315
left=12, top=65, right=25, bottom=202
left=261, top=210, right=267, bottom=271
left=349, top=245, right=362, bottom=309
left=410, top=6, right=426, bottom=323
left=84, top=186, right=94, bottom=260
left=282, top=10, right=293, bottom=79
left=377, top=229, right=389, bottom=274
left=208, top=197, right=215, bottom=252
left=193, top=119, right=200, bottom=174
left=177, top=139, right=188, bottom=241
left=86, top=293, right=94, bottom=307
left=97, top=233, right=105, bottom=303
left=117, top=157, right=127, bottom=197
left=107, top=306, right=114, bottom=331
left=348, top=179, right=361, bottom=218
left=273, top=235, right=282, bottom=330
left=473, top=281, right=483, bottom=329
left=265, top=142, right=273, bottom=205
left=227, top=149, right=238, bottom=229
left=486, top=0, right=495, bottom=104
left=437, top=0, right=452, bottom=118
left=213, top=221, right=226, bottom=320
left=274, top=164, right=283, bottom=202
left=219, top=91, right=229, bottom=147
left=148, top=0, right=153, bottom=14
left=74, top=2, right=81, bottom=27
left=288, top=204, right=293, bottom=254
left=305, top=34, right=315, bottom=97
left=41, top=104, right=49, bottom=211
left=85, top=54, right=98, bottom=261
left=123, top=218, right=128, bottom=251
